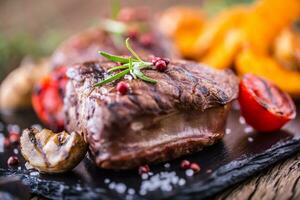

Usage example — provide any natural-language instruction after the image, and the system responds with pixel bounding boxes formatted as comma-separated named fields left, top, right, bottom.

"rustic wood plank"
left=215, top=152, right=300, bottom=200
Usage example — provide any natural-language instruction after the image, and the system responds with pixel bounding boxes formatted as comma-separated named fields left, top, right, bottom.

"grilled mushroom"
left=20, top=128, right=87, bottom=173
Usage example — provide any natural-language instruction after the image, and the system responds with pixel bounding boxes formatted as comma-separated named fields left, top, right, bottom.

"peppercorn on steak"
left=64, top=60, right=238, bottom=169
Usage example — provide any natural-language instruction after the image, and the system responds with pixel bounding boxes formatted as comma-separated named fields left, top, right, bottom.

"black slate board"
left=1, top=102, right=300, bottom=200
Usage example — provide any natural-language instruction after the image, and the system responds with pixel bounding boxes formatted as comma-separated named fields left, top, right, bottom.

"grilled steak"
left=64, top=60, right=238, bottom=169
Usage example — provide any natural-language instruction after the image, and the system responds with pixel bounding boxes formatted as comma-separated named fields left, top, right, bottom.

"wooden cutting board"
left=1, top=102, right=300, bottom=200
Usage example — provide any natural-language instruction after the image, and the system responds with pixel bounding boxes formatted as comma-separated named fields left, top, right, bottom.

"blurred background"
left=0, top=0, right=252, bottom=79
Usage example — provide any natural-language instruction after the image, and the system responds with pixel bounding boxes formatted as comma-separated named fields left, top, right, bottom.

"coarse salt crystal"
left=239, top=116, right=246, bottom=124
left=185, top=169, right=194, bottom=177
left=115, top=183, right=127, bottom=194
left=109, top=182, right=116, bottom=189
left=141, top=173, right=149, bottom=180
left=244, top=126, right=254, bottom=133
left=178, top=178, right=186, bottom=186
left=164, top=163, right=170, bottom=168
left=128, top=188, right=135, bottom=195
left=30, top=171, right=39, bottom=176
left=248, top=137, right=254, bottom=142
left=13, top=148, right=19, bottom=154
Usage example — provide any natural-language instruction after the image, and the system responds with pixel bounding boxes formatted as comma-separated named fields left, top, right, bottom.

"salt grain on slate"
left=128, top=188, right=135, bottom=195
left=30, top=171, right=40, bottom=176
left=141, top=173, right=149, bottom=180
left=109, top=182, right=116, bottom=190
left=244, top=126, right=254, bottom=133
left=139, top=171, right=185, bottom=195
left=239, top=116, right=246, bottom=124
left=178, top=178, right=186, bottom=186
left=185, top=169, right=194, bottom=177
left=115, top=183, right=127, bottom=194
left=248, top=137, right=254, bottom=142
left=164, top=163, right=170, bottom=168
left=75, top=184, right=82, bottom=191
left=13, top=148, right=19, bottom=154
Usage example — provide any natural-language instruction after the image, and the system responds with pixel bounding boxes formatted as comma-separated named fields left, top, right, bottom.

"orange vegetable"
left=159, top=7, right=205, bottom=58
left=240, top=0, right=300, bottom=54
left=200, top=29, right=242, bottom=69
left=236, top=49, right=300, bottom=98
left=192, top=6, right=247, bottom=58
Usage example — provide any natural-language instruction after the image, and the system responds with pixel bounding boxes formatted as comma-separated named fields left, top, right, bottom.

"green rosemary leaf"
left=136, top=73, right=157, bottom=84
left=133, top=65, right=157, bottom=83
left=93, top=69, right=130, bottom=87
left=98, top=51, right=137, bottom=63
left=125, top=38, right=142, bottom=61
left=94, top=39, right=157, bottom=87
left=107, top=64, right=129, bottom=72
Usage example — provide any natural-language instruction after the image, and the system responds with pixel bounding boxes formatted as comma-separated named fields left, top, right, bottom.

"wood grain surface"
left=215, top=152, right=300, bottom=200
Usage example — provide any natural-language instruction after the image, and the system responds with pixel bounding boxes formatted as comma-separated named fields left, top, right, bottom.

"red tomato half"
left=32, top=66, right=68, bottom=131
left=238, top=74, right=296, bottom=132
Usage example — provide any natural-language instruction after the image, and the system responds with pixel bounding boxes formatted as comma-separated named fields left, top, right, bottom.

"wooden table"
left=215, top=153, right=300, bottom=200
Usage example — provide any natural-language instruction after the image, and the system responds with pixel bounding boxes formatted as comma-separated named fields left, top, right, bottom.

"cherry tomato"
left=32, top=66, right=68, bottom=131
left=238, top=74, right=296, bottom=132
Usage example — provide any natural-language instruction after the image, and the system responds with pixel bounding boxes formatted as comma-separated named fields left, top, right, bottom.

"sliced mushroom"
left=20, top=128, right=87, bottom=173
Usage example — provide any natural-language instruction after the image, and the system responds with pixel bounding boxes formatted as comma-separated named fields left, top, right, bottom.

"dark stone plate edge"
left=171, top=137, right=300, bottom=200
left=1, top=137, right=300, bottom=200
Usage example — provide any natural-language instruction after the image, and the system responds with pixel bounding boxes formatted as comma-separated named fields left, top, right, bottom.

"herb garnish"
left=94, top=38, right=156, bottom=87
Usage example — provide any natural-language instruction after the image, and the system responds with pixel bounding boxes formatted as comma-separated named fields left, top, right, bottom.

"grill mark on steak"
left=64, top=60, right=238, bottom=169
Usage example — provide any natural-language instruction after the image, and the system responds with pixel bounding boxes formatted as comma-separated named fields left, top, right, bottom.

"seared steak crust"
left=65, top=60, right=238, bottom=169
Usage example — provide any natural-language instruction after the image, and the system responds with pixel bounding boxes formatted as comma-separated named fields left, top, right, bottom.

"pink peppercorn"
left=7, top=156, right=19, bottom=166
left=180, top=160, right=191, bottom=169
left=138, top=164, right=150, bottom=174
left=155, top=60, right=168, bottom=72
left=150, top=56, right=169, bottom=72
left=190, top=163, right=201, bottom=173
left=116, top=81, right=129, bottom=95
left=151, top=56, right=161, bottom=64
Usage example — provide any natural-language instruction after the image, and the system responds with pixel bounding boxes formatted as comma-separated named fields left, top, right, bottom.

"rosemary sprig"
left=94, top=38, right=156, bottom=87
left=125, top=38, right=142, bottom=61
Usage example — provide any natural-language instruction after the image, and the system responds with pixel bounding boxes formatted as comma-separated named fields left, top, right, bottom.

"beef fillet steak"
left=64, top=60, right=238, bottom=169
